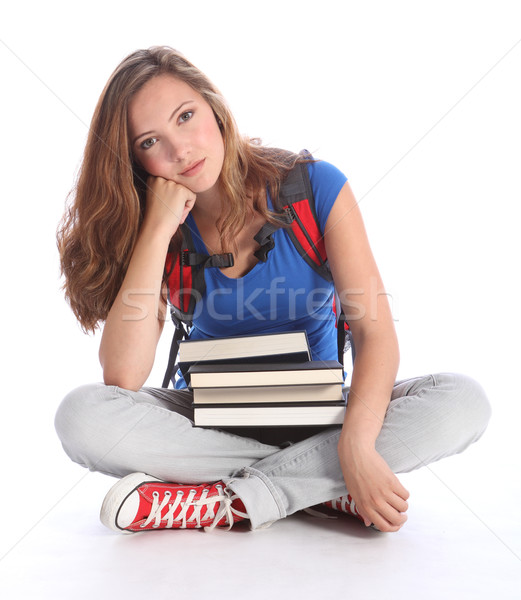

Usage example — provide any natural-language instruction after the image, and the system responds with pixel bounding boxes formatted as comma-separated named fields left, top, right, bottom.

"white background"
left=0, top=1, right=520, bottom=598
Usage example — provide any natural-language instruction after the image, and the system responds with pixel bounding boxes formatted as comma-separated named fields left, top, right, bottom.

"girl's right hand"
left=143, top=175, right=197, bottom=238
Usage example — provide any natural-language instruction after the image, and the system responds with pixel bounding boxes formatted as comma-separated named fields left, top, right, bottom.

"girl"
left=55, top=46, right=490, bottom=534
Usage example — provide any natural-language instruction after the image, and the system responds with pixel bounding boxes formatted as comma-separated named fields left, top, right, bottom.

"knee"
left=436, top=372, right=491, bottom=442
left=54, top=383, right=115, bottom=468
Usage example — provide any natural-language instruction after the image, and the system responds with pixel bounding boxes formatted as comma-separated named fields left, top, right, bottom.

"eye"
left=178, top=111, right=193, bottom=124
left=140, top=137, right=158, bottom=150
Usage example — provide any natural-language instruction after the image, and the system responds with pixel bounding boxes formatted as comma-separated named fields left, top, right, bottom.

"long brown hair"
left=57, top=46, right=303, bottom=333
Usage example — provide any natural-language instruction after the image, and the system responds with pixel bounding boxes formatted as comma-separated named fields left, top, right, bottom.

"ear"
left=214, top=111, right=224, bottom=131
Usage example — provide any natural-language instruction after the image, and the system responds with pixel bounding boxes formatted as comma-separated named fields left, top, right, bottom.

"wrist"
left=139, top=215, right=178, bottom=247
left=339, top=429, right=377, bottom=454
left=341, top=408, right=382, bottom=445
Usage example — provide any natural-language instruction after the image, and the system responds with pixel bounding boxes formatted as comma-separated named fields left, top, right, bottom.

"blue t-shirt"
left=174, top=160, right=347, bottom=389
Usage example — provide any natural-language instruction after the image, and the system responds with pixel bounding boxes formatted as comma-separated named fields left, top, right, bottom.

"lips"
left=180, top=159, right=205, bottom=177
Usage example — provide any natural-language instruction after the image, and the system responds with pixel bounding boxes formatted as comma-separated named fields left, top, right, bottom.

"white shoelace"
left=303, top=496, right=359, bottom=520
left=330, top=496, right=359, bottom=516
left=140, top=485, right=248, bottom=531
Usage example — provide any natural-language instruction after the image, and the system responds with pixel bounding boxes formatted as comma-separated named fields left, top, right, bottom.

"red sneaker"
left=323, top=494, right=361, bottom=519
left=305, top=494, right=363, bottom=522
left=100, top=472, right=248, bottom=533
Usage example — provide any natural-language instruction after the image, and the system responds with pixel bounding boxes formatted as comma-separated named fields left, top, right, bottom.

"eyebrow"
left=131, top=100, right=194, bottom=147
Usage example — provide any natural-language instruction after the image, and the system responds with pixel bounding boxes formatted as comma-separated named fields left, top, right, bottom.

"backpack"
left=161, top=155, right=352, bottom=388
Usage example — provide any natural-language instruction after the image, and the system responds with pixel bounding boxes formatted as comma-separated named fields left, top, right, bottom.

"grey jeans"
left=54, top=372, right=490, bottom=529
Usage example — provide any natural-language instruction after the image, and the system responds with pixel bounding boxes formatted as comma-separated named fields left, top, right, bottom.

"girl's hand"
left=143, top=175, right=196, bottom=238
left=338, top=437, right=410, bottom=532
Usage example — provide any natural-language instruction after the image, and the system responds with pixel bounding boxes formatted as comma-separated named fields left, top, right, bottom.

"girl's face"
left=128, top=75, right=225, bottom=197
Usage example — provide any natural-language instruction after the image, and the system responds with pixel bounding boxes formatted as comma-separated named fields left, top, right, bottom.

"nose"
left=164, top=134, right=190, bottom=163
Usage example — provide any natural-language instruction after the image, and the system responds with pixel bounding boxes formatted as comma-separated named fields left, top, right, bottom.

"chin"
left=196, top=179, right=221, bottom=197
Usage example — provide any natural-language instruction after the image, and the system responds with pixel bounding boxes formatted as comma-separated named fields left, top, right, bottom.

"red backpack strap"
left=164, top=225, right=198, bottom=326
left=164, top=224, right=234, bottom=326
left=276, top=155, right=333, bottom=282
left=277, top=154, right=352, bottom=364
left=162, top=224, right=234, bottom=387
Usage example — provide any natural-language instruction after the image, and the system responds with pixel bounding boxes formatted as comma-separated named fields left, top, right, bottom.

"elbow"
left=102, top=368, right=144, bottom=392
left=100, top=356, right=148, bottom=392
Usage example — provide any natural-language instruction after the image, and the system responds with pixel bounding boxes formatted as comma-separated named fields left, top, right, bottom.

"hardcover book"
left=192, top=382, right=345, bottom=405
left=187, top=360, right=344, bottom=389
left=194, top=402, right=346, bottom=427
left=179, top=331, right=311, bottom=383
left=179, top=330, right=310, bottom=364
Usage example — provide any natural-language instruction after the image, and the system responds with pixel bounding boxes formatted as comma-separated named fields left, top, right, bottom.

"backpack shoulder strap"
left=165, top=224, right=234, bottom=325
left=257, top=154, right=351, bottom=363
left=256, top=153, right=332, bottom=282
left=161, top=323, right=187, bottom=388
left=162, top=224, right=234, bottom=387
left=280, top=154, right=352, bottom=364
left=279, top=159, right=332, bottom=282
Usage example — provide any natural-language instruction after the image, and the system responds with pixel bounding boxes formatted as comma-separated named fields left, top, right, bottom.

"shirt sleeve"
left=307, top=160, right=348, bottom=233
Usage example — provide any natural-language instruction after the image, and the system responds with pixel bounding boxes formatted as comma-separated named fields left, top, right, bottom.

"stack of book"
left=178, top=331, right=346, bottom=427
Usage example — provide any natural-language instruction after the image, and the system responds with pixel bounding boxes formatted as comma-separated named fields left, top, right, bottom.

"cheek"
left=198, top=118, right=225, bottom=156
left=138, top=155, right=164, bottom=177
left=212, top=129, right=226, bottom=167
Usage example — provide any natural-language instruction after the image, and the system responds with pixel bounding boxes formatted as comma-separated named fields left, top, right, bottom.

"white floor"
left=0, top=408, right=519, bottom=600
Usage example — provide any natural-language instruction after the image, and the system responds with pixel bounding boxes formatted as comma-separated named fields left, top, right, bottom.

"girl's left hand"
left=338, top=438, right=410, bottom=532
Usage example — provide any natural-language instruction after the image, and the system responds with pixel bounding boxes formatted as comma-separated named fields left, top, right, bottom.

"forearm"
left=340, top=326, right=399, bottom=448
left=99, top=177, right=196, bottom=390
left=324, top=181, right=408, bottom=530
left=99, top=223, right=171, bottom=390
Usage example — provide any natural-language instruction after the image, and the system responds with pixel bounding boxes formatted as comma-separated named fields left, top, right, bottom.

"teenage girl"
left=55, top=46, right=490, bottom=534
